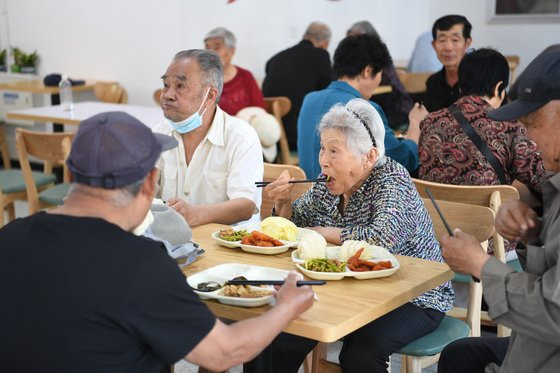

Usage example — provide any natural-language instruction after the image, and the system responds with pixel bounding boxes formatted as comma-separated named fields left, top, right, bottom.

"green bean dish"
left=303, top=258, right=346, bottom=272
left=219, top=227, right=251, bottom=242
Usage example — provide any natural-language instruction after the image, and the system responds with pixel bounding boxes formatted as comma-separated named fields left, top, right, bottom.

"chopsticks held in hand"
left=255, top=177, right=328, bottom=188
left=425, top=188, right=454, bottom=236
left=226, top=280, right=326, bottom=287
left=425, top=187, right=480, bottom=282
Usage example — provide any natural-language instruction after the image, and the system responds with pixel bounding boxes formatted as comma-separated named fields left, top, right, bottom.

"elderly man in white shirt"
left=154, top=49, right=263, bottom=227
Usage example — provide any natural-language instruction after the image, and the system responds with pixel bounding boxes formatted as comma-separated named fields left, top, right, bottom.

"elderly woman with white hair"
left=204, top=27, right=266, bottom=116
left=258, top=98, right=454, bottom=373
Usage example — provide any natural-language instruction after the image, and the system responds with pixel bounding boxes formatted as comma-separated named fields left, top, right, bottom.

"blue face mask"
left=167, top=88, right=210, bottom=134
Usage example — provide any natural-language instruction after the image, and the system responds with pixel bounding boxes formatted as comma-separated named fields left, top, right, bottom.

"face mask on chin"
left=167, top=87, right=211, bottom=134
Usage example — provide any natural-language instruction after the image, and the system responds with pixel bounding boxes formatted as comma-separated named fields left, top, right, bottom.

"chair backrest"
left=153, top=88, right=162, bottom=105
left=413, top=178, right=519, bottom=262
left=505, top=55, right=520, bottom=82
left=0, top=123, right=11, bottom=169
left=396, top=70, right=432, bottom=93
left=264, top=97, right=292, bottom=164
left=260, top=162, right=307, bottom=219
left=423, top=197, right=495, bottom=336
left=15, top=129, right=74, bottom=213
left=94, top=82, right=128, bottom=103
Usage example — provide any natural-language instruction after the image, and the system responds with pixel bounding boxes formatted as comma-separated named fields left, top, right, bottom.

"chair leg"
left=311, top=342, right=327, bottom=373
left=400, top=354, right=407, bottom=373
left=7, top=202, right=16, bottom=222
left=406, top=356, right=422, bottom=373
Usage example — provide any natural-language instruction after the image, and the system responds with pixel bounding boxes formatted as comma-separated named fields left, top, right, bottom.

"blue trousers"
left=244, top=302, right=443, bottom=373
left=438, top=337, right=509, bottom=373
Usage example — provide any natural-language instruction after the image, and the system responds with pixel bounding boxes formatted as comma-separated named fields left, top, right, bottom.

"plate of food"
left=186, top=263, right=289, bottom=307
left=211, top=217, right=315, bottom=254
left=292, top=238, right=400, bottom=280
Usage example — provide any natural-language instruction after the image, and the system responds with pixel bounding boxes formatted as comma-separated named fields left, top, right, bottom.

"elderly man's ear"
left=141, top=168, right=159, bottom=200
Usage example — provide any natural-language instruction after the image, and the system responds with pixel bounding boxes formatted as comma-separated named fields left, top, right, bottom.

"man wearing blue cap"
left=437, top=49, right=560, bottom=372
left=0, top=111, right=315, bottom=372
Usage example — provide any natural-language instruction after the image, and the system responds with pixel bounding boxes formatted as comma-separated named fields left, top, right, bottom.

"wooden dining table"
left=185, top=223, right=453, bottom=343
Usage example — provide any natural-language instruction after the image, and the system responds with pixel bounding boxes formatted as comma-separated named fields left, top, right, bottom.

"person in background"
left=0, top=111, right=315, bottom=372
left=204, top=27, right=266, bottom=115
left=437, top=48, right=560, bottom=373
left=297, top=34, right=420, bottom=179
left=418, top=48, right=550, bottom=256
left=154, top=49, right=263, bottom=227
left=253, top=98, right=453, bottom=373
left=262, top=21, right=333, bottom=151
left=407, top=31, right=443, bottom=73
left=424, top=14, right=472, bottom=112
left=347, top=20, right=414, bottom=129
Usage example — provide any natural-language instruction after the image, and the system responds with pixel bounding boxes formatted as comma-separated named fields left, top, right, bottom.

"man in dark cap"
left=0, top=111, right=314, bottom=372
left=437, top=49, right=560, bottom=373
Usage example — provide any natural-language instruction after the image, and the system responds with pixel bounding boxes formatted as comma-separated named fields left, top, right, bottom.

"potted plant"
left=20, top=51, right=39, bottom=74
left=0, top=49, right=6, bottom=72
left=10, top=47, right=22, bottom=73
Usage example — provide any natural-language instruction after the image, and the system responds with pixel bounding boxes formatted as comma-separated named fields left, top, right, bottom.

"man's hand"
left=307, top=226, right=343, bottom=245
left=441, top=229, right=490, bottom=279
left=274, top=271, right=315, bottom=319
left=406, top=102, right=428, bottom=144
left=167, top=198, right=203, bottom=227
left=495, top=200, right=540, bottom=243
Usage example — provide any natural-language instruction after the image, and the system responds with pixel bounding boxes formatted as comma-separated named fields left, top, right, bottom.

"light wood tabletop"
left=185, top=223, right=453, bottom=343
left=0, top=79, right=96, bottom=94
left=6, top=101, right=164, bottom=129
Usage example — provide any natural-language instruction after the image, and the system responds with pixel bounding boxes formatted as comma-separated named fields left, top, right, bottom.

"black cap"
left=67, top=111, right=177, bottom=188
left=489, top=49, right=560, bottom=121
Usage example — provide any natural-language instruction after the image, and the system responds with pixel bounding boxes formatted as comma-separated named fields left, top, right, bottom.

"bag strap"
left=449, top=105, right=507, bottom=184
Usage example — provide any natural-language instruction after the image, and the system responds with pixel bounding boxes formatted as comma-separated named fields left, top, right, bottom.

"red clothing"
left=219, top=66, right=266, bottom=115
left=418, top=95, right=551, bottom=253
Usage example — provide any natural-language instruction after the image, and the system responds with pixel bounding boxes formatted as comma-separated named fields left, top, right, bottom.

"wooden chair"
left=264, top=97, right=296, bottom=165
left=1, top=124, right=58, bottom=226
left=94, top=81, right=128, bottom=104
left=153, top=88, right=162, bottom=105
left=396, top=70, right=432, bottom=94
left=412, top=178, right=519, bottom=337
left=16, top=129, right=74, bottom=214
left=260, top=162, right=307, bottom=219
left=505, top=55, right=520, bottom=83
left=398, top=198, right=496, bottom=373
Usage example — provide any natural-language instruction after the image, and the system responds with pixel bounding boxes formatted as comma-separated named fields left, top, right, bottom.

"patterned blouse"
left=292, top=157, right=454, bottom=313
left=418, top=95, right=551, bottom=253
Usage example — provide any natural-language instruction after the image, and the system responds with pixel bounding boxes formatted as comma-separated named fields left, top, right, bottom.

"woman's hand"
left=264, top=170, right=293, bottom=205
left=308, top=226, right=343, bottom=245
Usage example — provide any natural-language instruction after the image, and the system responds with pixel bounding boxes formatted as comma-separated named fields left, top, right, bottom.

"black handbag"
left=448, top=105, right=507, bottom=184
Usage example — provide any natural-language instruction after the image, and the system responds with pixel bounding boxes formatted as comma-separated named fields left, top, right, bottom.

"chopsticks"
left=425, top=187, right=480, bottom=282
left=226, top=280, right=326, bottom=286
left=425, top=188, right=454, bottom=236
left=255, top=178, right=328, bottom=188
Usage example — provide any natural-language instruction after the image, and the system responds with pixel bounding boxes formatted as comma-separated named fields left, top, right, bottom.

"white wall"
left=1, top=0, right=558, bottom=106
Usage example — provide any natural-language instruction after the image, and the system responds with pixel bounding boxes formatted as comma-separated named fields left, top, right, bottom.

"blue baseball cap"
left=67, top=111, right=177, bottom=188
left=489, top=49, right=560, bottom=121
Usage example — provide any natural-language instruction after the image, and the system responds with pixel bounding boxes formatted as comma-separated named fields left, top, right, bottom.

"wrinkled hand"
left=307, top=226, right=342, bottom=245
left=441, top=229, right=490, bottom=279
left=264, top=170, right=294, bottom=205
left=275, top=271, right=315, bottom=319
left=495, top=200, right=540, bottom=243
left=406, top=103, right=428, bottom=143
left=167, top=198, right=202, bottom=227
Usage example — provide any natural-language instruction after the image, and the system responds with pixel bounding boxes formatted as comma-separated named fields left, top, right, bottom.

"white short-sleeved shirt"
left=154, top=106, right=263, bottom=223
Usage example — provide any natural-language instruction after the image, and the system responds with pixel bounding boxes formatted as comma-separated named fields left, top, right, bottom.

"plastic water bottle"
left=59, top=74, right=73, bottom=111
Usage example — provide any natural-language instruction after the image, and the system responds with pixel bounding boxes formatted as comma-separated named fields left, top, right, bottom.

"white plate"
left=294, top=256, right=400, bottom=281
left=186, top=263, right=289, bottom=307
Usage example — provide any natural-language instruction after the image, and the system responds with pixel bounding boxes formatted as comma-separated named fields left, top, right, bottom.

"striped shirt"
left=292, top=157, right=454, bottom=313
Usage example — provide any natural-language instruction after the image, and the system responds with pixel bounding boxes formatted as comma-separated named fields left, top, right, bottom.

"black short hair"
left=432, top=15, right=472, bottom=40
left=333, top=34, right=392, bottom=79
left=458, top=48, right=509, bottom=98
